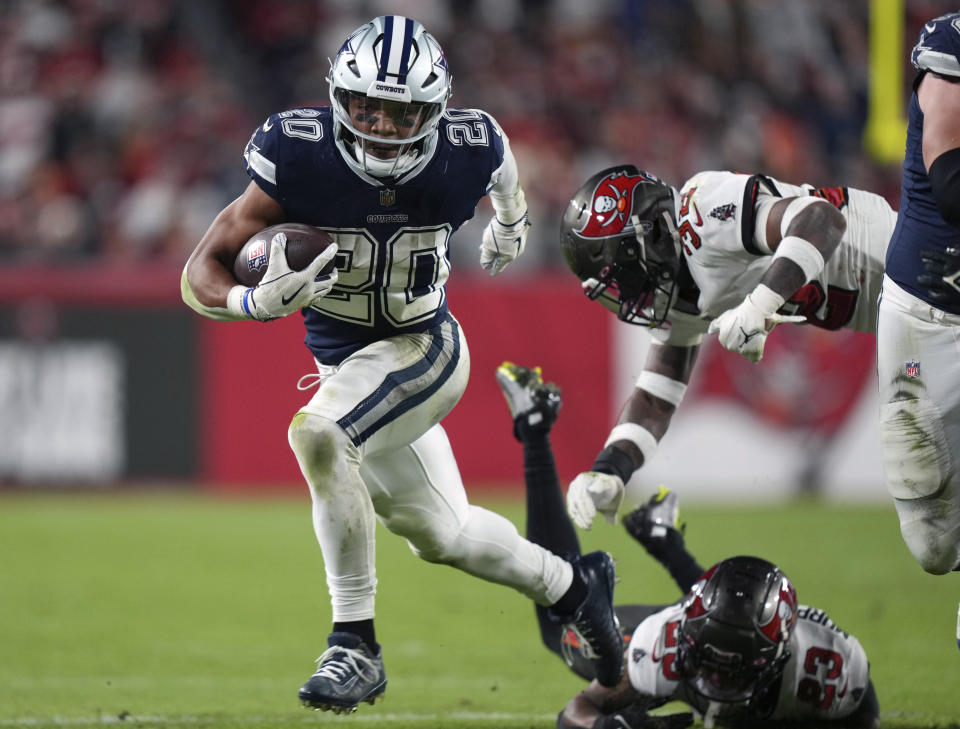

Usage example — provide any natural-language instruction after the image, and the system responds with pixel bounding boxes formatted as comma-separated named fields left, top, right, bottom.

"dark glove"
left=591, top=702, right=694, bottom=729
left=918, top=246, right=960, bottom=304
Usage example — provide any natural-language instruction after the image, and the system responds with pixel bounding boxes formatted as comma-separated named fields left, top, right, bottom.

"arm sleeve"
left=484, top=113, right=527, bottom=224
left=927, top=146, right=960, bottom=227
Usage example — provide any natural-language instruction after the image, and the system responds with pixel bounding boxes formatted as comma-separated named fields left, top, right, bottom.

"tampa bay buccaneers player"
left=559, top=165, right=896, bottom=532
left=496, top=362, right=880, bottom=729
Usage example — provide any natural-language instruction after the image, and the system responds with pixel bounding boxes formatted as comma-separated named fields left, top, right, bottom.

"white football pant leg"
left=361, top=423, right=573, bottom=606
left=288, top=314, right=468, bottom=621
left=288, top=413, right=377, bottom=621
left=877, top=276, right=960, bottom=574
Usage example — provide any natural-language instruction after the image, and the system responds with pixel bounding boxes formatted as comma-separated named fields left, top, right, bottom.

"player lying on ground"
left=558, top=165, right=895, bottom=532
left=495, top=362, right=880, bottom=729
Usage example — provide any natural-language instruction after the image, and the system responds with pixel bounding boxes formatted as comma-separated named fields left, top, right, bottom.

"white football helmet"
left=328, top=15, right=452, bottom=178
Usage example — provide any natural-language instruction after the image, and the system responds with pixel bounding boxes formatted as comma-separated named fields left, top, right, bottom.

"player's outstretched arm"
left=557, top=672, right=639, bottom=729
left=568, top=342, right=697, bottom=530
left=708, top=195, right=846, bottom=363
left=182, top=181, right=286, bottom=321
left=843, top=679, right=880, bottom=729
left=558, top=678, right=692, bottom=729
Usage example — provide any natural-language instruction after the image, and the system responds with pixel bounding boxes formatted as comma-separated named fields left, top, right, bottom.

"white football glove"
left=567, top=471, right=626, bottom=530
left=242, top=232, right=339, bottom=321
left=480, top=214, right=530, bottom=276
left=707, top=284, right=804, bottom=363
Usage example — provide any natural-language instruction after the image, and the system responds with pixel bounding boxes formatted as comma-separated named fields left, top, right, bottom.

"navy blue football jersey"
left=886, top=12, right=960, bottom=313
left=243, top=106, right=507, bottom=363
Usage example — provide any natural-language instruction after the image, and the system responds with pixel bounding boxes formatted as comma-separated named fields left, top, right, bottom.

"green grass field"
left=1, top=492, right=957, bottom=729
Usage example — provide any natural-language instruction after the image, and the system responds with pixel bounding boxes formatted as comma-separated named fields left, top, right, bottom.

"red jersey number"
left=678, top=188, right=702, bottom=255
left=796, top=647, right=844, bottom=710
left=661, top=620, right=683, bottom=681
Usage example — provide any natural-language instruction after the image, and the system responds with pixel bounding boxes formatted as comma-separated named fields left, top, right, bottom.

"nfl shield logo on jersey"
left=905, top=360, right=920, bottom=377
left=379, top=188, right=396, bottom=206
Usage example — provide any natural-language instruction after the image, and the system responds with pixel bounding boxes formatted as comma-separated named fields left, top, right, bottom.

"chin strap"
left=701, top=701, right=721, bottom=729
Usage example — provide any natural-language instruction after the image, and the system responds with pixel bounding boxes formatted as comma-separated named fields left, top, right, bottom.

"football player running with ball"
left=877, top=12, right=960, bottom=602
left=558, top=165, right=896, bottom=533
left=181, top=16, right=623, bottom=713
left=496, top=362, right=880, bottom=729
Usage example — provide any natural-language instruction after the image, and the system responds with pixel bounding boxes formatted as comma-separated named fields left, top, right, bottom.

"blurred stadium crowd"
left=0, top=0, right=951, bottom=269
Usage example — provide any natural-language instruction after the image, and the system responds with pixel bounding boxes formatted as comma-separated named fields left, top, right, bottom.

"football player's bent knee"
left=899, top=513, right=960, bottom=575
left=407, top=531, right=458, bottom=564
left=288, top=412, right=358, bottom=495
left=879, top=398, right=952, bottom=500
left=381, top=510, right=460, bottom=563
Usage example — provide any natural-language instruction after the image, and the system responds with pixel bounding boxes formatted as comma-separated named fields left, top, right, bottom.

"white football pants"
left=287, top=313, right=573, bottom=621
left=877, top=275, right=960, bottom=574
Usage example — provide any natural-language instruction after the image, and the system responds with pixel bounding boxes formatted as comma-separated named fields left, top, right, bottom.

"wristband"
left=603, top=423, right=658, bottom=466
left=590, top=445, right=635, bottom=483
left=773, top=235, right=824, bottom=284
left=243, top=288, right=258, bottom=318
left=748, top=283, right=787, bottom=318
left=636, top=370, right=688, bottom=407
left=226, top=285, right=252, bottom=319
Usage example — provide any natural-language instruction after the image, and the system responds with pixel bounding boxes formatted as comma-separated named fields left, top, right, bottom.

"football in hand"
left=233, top=223, right=336, bottom=286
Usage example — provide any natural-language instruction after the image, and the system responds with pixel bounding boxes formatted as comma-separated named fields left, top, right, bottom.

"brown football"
left=233, top=223, right=336, bottom=286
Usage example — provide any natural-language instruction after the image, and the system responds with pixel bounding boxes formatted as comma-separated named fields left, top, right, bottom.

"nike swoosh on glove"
left=567, top=471, right=625, bottom=530
left=480, top=213, right=530, bottom=276
left=707, top=283, right=804, bottom=363
left=243, top=232, right=339, bottom=321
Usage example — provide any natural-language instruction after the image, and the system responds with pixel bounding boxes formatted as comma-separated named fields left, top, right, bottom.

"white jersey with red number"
left=627, top=602, right=871, bottom=725
left=655, top=171, right=895, bottom=346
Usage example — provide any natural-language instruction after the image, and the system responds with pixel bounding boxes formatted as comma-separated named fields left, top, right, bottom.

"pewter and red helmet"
left=560, top=165, right=680, bottom=327
left=677, top=556, right=799, bottom=713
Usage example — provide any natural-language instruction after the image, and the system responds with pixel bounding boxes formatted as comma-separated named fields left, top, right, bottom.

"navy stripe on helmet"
left=377, top=15, right=394, bottom=82
left=338, top=316, right=461, bottom=446
left=396, top=17, right=415, bottom=85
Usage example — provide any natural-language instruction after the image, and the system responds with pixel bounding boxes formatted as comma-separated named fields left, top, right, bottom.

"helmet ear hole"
left=617, top=241, right=640, bottom=264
